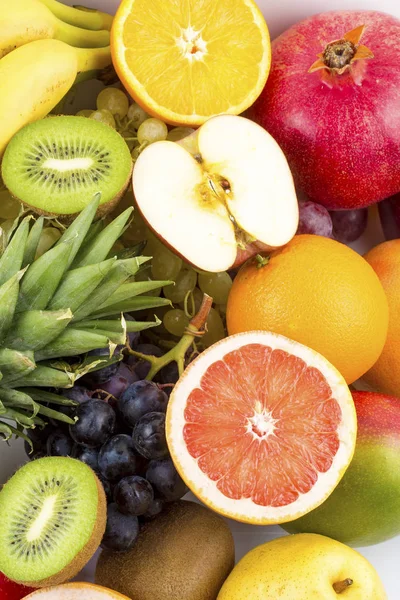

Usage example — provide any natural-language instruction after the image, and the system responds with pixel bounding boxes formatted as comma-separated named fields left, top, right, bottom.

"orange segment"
left=111, top=0, right=271, bottom=125
left=167, top=331, right=356, bottom=525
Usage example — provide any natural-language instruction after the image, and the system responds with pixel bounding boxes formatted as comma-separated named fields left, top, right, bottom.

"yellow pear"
left=217, top=534, right=387, bottom=600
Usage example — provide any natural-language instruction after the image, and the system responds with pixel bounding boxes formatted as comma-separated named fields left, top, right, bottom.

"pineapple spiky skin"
left=0, top=195, right=171, bottom=443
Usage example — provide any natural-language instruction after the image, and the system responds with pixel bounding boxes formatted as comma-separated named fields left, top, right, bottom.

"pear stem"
left=333, top=578, right=353, bottom=593
left=126, top=294, right=213, bottom=380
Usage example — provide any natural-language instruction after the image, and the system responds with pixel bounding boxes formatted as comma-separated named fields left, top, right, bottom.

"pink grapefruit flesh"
left=167, top=331, right=356, bottom=524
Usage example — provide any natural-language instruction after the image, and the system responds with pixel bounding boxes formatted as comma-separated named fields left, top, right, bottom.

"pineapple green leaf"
left=23, top=388, right=77, bottom=407
left=47, top=257, right=116, bottom=311
left=0, top=349, right=36, bottom=384
left=0, top=269, right=25, bottom=342
left=72, top=207, right=133, bottom=268
left=22, top=216, right=44, bottom=267
left=71, top=256, right=150, bottom=321
left=0, top=216, right=31, bottom=286
left=34, top=329, right=113, bottom=361
left=16, top=239, right=74, bottom=312
left=98, top=280, right=172, bottom=308
left=55, top=194, right=100, bottom=268
left=0, top=387, right=39, bottom=418
left=11, top=365, right=75, bottom=388
left=90, top=296, right=171, bottom=319
left=4, top=309, right=73, bottom=351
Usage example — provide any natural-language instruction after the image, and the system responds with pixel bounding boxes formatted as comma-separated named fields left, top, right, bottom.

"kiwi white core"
left=43, top=157, right=94, bottom=171
left=27, top=495, right=58, bottom=542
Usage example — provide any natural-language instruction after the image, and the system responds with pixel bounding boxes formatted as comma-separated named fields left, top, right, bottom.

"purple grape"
left=61, top=386, right=92, bottom=404
left=119, top=380, right=168, bottom=426
left=101, top=503, right=139, bottom=551
left=99, top=363, right=139, bottom=398
left=142, top=497, right=164, bottom=520
left=69, top=399, right=116, bottom=448
left=146, top=458, right=188, bottom=502
left=127, top=344, right=163, bottom=379
left=125, top=314, right=141, bottom=348
left=330, top=208, right=368, bottom=243
left=132, top=412, right=168, bottom=460
left=82, top=349, right=120, bottom=388
left=114, top=475, right=154, bottom=516
left=297, top=201, right=333, bottom=237
left=157, top=361, right=179, bottom=385
left=73, top=446, right=99, bottom=472
left=46, top=429, right=74, bottom=457
left=98, top=434, right=139, bottom=481
left=24, top=439, right=47, bottom=461
left=98, top=475, right=114, bottom=501
left=378, top=195, right=400, bottom=240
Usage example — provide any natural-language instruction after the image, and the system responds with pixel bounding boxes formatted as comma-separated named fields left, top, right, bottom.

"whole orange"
left=363, top=240, right=400, bottom=395
left=226, top=235, right=388, bottom=384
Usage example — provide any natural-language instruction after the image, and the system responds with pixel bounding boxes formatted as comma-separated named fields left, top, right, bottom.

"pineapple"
left=0, top=195, right=171, bottom=444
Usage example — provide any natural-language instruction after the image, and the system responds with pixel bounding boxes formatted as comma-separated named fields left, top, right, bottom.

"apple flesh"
left=133, top=115, right=298, bottom=272
left=282, top=391, right=400, bottom=546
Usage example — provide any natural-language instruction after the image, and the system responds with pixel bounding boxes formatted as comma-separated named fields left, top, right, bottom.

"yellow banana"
left=0, top=0, right=110, bottom=59
left=39, top=0, right=113, bottom=31
left=0, top=39, right=111, bottom=156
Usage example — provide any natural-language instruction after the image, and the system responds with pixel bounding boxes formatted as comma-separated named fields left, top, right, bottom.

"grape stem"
left=126, top=293, right=213, bottom=380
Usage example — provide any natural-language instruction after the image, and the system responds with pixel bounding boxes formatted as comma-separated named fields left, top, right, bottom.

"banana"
left=0, top=0, right=110, bottom=59
left=0, top=39, right=111, bottom=157
left=39, top=0, right=113, bottom=31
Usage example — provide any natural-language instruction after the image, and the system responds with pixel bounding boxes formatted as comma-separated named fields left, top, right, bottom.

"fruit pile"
left=1, top=0, right=400, bottom=598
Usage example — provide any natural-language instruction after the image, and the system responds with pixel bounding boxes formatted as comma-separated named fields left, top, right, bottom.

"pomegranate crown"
left=309, top=25, right=374, bottom=75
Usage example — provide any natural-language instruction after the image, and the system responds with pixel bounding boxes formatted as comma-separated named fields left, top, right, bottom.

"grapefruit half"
left=166, top=331, right=356, bottom=524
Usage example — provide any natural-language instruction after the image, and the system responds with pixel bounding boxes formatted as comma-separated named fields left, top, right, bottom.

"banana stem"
left=333, top=579, right=353, bottom=593
left=39, top=0, right=113, bottom=31
left=127, top=294, right=213, bottom=380
left=74, top=46, right=112, bottom=75
left=55, top=17, right=109, bottom=48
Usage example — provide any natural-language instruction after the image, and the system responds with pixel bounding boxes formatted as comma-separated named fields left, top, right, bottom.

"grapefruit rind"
left=166, top=331, right=356, bottom=525
left=111, top=0, right=271, bottom=126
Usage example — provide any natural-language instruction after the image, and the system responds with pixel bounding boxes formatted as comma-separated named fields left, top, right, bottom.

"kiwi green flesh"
left=0, top=457, right=106, bottom=586
left=1, top=116, right=132, bottom=216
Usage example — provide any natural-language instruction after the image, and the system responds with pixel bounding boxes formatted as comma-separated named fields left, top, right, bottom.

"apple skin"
left=0, top=572, right=35, bottom=600
left=282, top=391, right=400, bottom=546
left=217, top=533, right=386, bottom=600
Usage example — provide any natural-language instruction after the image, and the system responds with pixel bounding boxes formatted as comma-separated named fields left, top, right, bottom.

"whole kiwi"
left=95, top=500, right=235, bottom=600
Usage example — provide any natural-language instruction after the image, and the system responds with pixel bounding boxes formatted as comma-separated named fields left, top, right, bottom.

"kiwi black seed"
left=1, top=116, right=133, bottom=220
left=0, top=456, right=106, bottom=587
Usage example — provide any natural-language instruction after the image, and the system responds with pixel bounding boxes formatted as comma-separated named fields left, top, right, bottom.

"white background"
left=1, top=0, right=399, bottom=596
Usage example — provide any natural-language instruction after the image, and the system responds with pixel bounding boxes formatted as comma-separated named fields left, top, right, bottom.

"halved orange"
left=166, top=331, right=356, bottom=525
left=111, top=0, right=271, bottom=126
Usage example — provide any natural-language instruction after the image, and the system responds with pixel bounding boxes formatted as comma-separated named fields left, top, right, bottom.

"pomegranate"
left=250, top=11, right=400, bottom=210
left=0, top=572, right=34, bottom=600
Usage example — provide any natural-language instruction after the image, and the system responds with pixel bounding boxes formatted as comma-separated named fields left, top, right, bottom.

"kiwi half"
left=1, top=116, right=132, bottom=219
left=0, top=456, right=106, bottom=587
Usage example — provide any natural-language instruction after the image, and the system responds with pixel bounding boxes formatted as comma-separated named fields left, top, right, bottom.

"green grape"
left=202, top=308, right=226, bottom=348
left=216, top=303, right=227, bottom=316
left=167, top=127, right=195, bottom=142
left=35, top=227, right=62, bottom=259
left=137, top=118, right=168, bottom=144
left=163, top=268, right=197, bottom=304
left=134, top=268, right=161, bottom=297
left=76, top=109, right=94, bottom=117
left=127, top=102, right=149, bottom=128
left=0, top=189, right=21, bottom=219
left=89, top=109, right=116, bottom=129
left=97, top=87, right=129, bottom=118
left=163, top=309, right=189, bottom=337
left=198, top=271, right=232, bottom=305
left=151, top=247, right=182, bottom=281
left=179, top=286, right=203, bottom=315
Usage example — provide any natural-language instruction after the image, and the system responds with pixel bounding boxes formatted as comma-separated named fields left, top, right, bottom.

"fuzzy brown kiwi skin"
left=17, top=165, right=133, bottom=225
left=17, top=473, right=107, bottom=589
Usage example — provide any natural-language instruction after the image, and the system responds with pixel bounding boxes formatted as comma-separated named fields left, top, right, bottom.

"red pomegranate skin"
left=250, top=11, right=400, bottom=210
left=0, top=572, right=35, bottom=600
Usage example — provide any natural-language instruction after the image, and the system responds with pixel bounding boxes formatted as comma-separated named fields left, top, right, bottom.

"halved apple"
left=133, top=115, right=298, bottom=272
